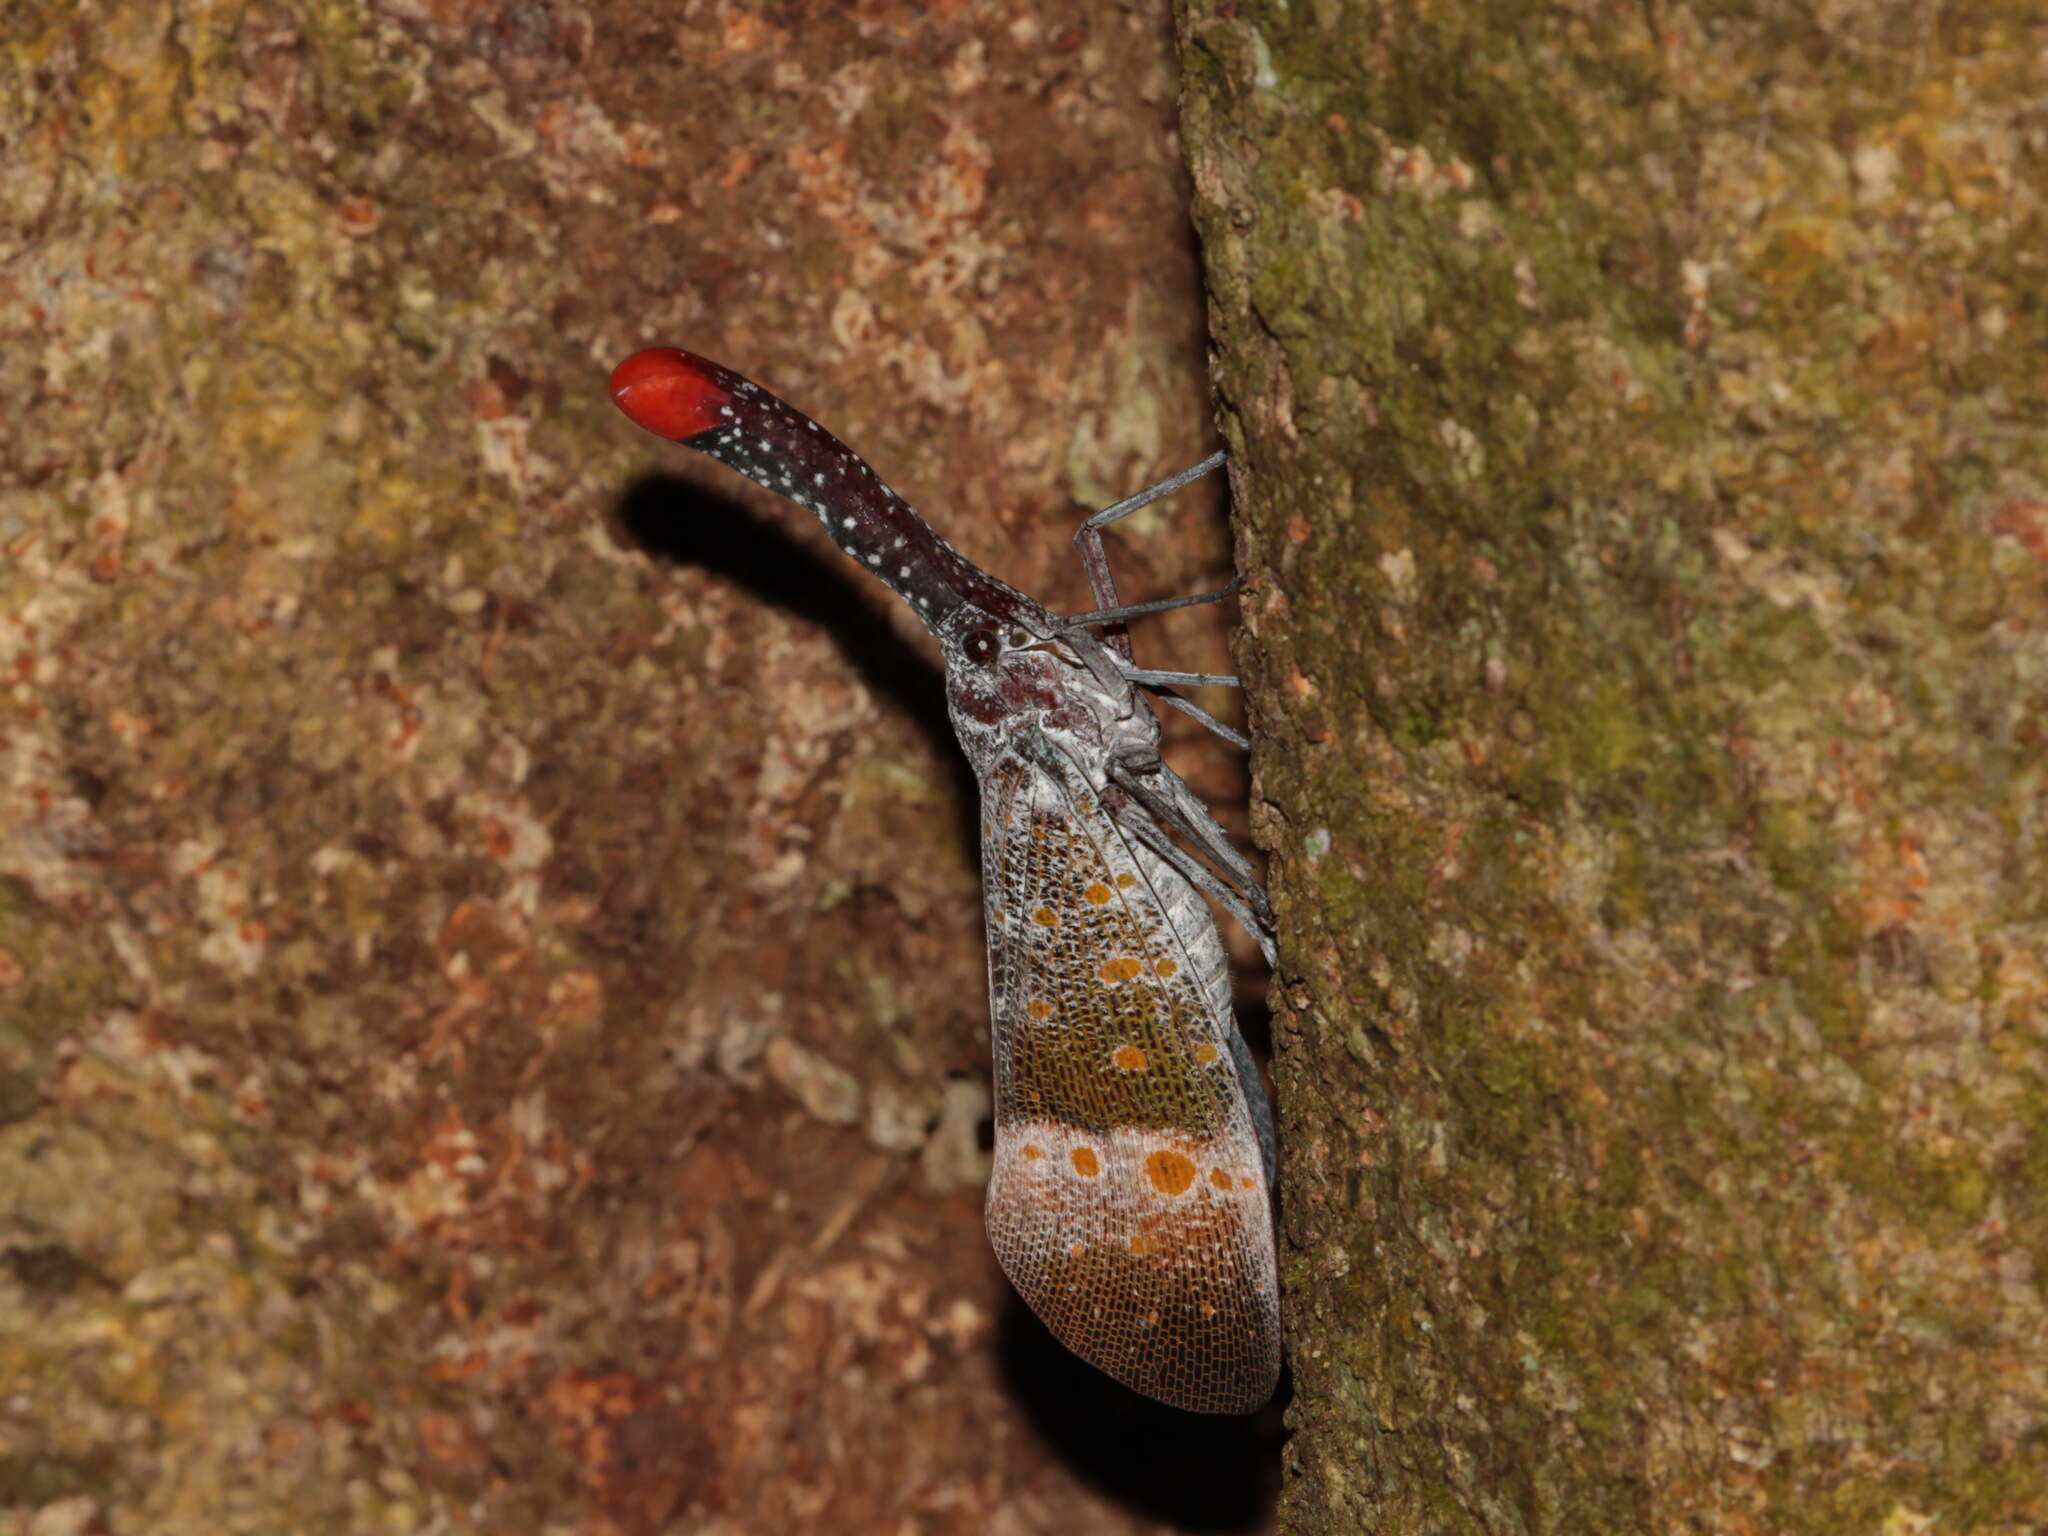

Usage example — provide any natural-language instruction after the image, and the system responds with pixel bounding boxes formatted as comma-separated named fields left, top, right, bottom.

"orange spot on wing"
left=1154, top=957, right=1178, bottom=978
left=1201, top=1301, right=1217, bottom=1317
left=1211, top=1167, right=1233, bottom=1191
left=1070, top=1146, right=1101, bottom=1178
left=1084, top=882, right=1112, bottom=905
left=1194, top=1042, right=1220, bottom=1065
left=1099, top=956, right=1143, bottom=983
left=1145, top=1149, right=1196, bottom=1196
left=1115, top=872, right=1137, bottom=887
left=1113, top=1044, right=1149, bottom=1072
left=1021, top=1144, right=1044, bottom=1160
left=1068, top=1242, right=1085, bottom=1257
left=1129, top=1232, right=1150, bottom=1255
left=1027, top=998, right=1051, bottom=1020
left=1031, top=906, right=1058, bottom=926
left=1239, top=1176, right=1257, bottom=1189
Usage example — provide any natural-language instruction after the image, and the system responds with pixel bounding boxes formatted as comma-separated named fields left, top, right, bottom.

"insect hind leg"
left=1101, top=753, right=1277, bottom=969
left=1098, top=759, right=1279, bottom=1176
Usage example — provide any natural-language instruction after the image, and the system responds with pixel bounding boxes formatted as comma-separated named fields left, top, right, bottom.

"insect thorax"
left=941, top=606, right=1155, bottom=768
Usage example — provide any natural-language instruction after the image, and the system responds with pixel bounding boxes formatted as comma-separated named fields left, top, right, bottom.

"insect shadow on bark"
left=612, top=470, right=982, bottom=859
left=996, top=1292, right=1286, bottom=1532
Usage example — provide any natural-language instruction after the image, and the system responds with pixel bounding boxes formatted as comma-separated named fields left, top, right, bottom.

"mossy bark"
left=1177, top=1, right=2048, bottom=1529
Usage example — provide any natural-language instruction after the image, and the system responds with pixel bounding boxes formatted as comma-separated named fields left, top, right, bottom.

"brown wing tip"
left=1002, top=1242, right=1282, bottom=1413
left=987, top=1122, right=1281, bottom=1414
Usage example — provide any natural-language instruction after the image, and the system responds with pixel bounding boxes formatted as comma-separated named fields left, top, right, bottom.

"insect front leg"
left=1067, top=451, right=1232, bottom=665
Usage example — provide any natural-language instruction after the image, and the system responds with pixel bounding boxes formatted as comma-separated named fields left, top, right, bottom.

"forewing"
left=979, top=749, right=1280, bottom=1414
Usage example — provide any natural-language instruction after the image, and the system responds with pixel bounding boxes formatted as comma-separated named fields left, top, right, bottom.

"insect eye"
left=964, top=627, right=1001, bottom=666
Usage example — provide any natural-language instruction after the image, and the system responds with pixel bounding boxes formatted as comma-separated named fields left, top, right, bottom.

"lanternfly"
left=610, top=348, right=1279, bottom=1414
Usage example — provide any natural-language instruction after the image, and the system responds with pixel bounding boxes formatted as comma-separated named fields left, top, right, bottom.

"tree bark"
left=1178, top=1, right=2048, bottom=1529
left=1, top=3, right=1273, bottom=1532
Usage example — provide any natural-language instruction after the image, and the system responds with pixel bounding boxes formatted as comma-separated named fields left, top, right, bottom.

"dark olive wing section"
left=978, top=752, right=1279, bottom=1414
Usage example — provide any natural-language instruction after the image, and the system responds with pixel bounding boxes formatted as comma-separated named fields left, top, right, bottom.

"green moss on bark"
left=1180, top=0, right=2048, bottom=1528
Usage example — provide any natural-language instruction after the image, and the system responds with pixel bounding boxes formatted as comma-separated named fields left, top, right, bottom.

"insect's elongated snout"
left=610, top=347, right=731, bottom=440
left=610, top=347, right=1044, bottom=635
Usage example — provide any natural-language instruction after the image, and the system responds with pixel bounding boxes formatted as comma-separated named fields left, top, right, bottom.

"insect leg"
left=1101, top=757, right=1277, bottom=968
left=1068, top=451, right=1229, bottom=663
left=1148, top=689, right=1251, bottom=752
left=1119, top=754, right=1272, bottom=920
left=1120, top=667, right=1242, bottom=689
left=1077, top=449, right=1229, bottom=535
left=1101, top=778, right=1273, bottom=964
left=1101, top=768, right=1283, bottom=1181
left=1057, top=574, right=1245, bottom=633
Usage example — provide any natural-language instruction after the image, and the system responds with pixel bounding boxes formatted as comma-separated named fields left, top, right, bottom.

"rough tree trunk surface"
left=2, top=3, right=1278, bottom=1532
left=1179, top=1, right=2047, bottom=1530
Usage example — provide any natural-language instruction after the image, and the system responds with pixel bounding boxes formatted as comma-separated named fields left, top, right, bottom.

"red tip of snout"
left=610, top=348, right=730, bottom=441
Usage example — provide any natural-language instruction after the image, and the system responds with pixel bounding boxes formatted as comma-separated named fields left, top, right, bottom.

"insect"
left=610, top=348, right=1280, bottom=1413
